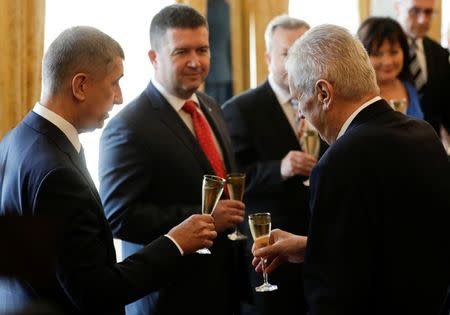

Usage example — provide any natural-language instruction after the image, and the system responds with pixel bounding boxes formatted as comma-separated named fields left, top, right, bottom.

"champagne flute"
left=197, top=174, right=225, bottom=254
left=388, top=99, right=407, bottom=114
left=300, top=120, right=320, bottom=186
left=248, top=212, right=278, bottom=292
left=227, top=173, right=248, bottom=241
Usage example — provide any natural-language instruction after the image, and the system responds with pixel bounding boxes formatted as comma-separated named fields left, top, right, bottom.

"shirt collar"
left=152, top=78, right=200, bottom=111
left=336, top=96, right=382, bottom=140
left=32, top=103, right=81, bottom=153
left=268, top=74, right=291, bottom=105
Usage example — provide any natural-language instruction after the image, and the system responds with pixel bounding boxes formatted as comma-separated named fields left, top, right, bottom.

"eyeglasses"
left=408, top=6, right=436, bottom=17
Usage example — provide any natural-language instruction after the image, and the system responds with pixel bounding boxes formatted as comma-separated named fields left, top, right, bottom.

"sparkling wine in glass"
left=197, top=175, right=225, bottom=254
left=227, top=173, right=247, bottom=241
left=300, top=120, right=320, bottom=186
left=388, top=99, right=407, bottom=114
left=248, top=212, right=278, bottom=292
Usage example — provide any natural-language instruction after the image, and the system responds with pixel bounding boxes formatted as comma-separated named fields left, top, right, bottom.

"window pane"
left=289, top=0, right=360, bottom=34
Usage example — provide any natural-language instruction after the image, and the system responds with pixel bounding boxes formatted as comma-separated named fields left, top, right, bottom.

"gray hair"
left=150, top=4, right=208, bottom=51
left=264, top=15, right=310, bottom=51
left=42, top=26, right=124, bottom=98
left=286, top=24, right=378, bottom=101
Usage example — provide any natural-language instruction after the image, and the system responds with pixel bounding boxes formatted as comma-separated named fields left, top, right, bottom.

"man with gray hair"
left=0, top=26, right=217, bottom=314
left=252, top=24, right=450, bottom=314
left=223, top=14, right=316, bottom=315
left=395, top=0, right=450, bottom=139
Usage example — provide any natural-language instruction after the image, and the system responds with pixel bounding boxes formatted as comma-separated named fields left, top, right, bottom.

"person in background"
left=358, top=17, right=423, bottom=119
left=222, top=15, right=322, bottom=315
left=252, top=24, right=450, bottom=314
left=395, top=0, right=450, bottom=134
left=99, top=4, right=246, bottom=315
left=0, top=26, right=217, bottom=315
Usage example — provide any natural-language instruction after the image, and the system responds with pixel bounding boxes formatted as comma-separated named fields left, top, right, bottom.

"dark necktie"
left=79, top=145, right=87, bottom=168
left=182, top=100, right=226, bottom=179
left=409, top=39, right=426, bottom=93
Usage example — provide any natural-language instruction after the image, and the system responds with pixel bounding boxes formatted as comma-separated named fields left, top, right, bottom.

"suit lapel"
left=24, top=112, right=103, bottom=208
left=145, top=83, right=216, bottom=174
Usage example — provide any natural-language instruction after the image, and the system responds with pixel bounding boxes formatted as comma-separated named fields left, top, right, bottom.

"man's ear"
left=264, top=51, right=271, bottom=67
left=148, top=50, right=157, bottom=67
left=315, top=79, right=333, bottom=111
left=72, top=73, right=88, bottom=101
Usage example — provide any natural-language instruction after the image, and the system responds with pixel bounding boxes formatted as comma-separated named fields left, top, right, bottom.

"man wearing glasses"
left=395, top=0, right=450, bottom=141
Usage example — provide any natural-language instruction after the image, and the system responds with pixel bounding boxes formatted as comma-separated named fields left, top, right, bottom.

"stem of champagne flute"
left=262, top=258, right=269, bottom=285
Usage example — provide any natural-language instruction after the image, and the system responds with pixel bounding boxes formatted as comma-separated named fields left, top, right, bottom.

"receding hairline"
left=265, top=15, right=310, bottom=51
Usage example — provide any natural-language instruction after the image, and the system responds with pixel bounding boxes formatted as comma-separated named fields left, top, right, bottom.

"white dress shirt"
left=33, top=103, right=81, bottom=153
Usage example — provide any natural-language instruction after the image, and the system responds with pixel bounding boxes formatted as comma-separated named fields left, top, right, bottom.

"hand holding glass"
left=197, top=175, right=225, bottom=254
left=248, top=212, right=278, bottom=292
left=227, top=173, right=247, bottom=241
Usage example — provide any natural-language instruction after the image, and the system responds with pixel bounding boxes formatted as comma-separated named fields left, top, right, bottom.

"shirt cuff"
left=164, top=234, right=184, bottom=256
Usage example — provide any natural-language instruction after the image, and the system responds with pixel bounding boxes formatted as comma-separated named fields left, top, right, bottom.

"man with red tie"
left=99, top=4, right=246, bottom=315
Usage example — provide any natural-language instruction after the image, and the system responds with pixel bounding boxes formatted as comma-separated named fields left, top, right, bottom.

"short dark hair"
left=357, top=17, right=412, bottom=82
left=42, top=26, right=124, bottom=98
left=149, top=4, right=208, bottom=51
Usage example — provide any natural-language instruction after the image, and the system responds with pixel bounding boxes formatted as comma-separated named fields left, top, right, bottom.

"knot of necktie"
left=182, top=100, right=198, bottom=115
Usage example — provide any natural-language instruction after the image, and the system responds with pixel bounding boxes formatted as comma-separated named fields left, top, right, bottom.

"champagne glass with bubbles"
left=248, top=212, right=278, bottom=292
left=300, top=119, right=320, bottom=186
left=227, top=173, right=247, bottom=241
left=197, top=175, right=225, bottom=254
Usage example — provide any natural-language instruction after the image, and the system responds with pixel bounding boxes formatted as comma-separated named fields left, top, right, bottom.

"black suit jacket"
left=421, top=36, right=450, bottom=133
left=99, top=82, right=242, bottom=315
left=305, top=100, right=450, bottom=314
left=0, top=112, right=181, bottom=315
left=222, top=81, right=326, bottom=315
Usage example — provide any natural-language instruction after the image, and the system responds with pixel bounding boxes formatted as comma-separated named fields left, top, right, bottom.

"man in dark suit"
left=395, top=0, right=450, bottom=137
left=99, top=5, right=245, bottom=315
left=252, top=24, right=450, bottom=314
left=0, top=26, right=217, bottom=315
left=222, top=15, right=317, bottom=315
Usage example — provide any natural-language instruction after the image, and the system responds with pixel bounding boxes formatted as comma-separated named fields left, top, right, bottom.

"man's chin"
left=78, top=121, right=104, bottom=134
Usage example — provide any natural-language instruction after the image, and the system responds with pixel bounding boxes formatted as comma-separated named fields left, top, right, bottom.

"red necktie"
left=182, top=100, right=226, bottom=180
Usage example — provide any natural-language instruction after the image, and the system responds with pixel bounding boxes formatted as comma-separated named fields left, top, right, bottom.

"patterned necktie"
left=409, top=39, right=426, bottom=93
left=182, top=100, right=226, bottom=179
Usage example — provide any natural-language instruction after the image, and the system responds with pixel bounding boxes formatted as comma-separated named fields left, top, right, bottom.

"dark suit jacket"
left=305, top=100, right=450, bottom=314
left=0, top=112, right=181, bottom=315
left=421, top=36, right=450, bottom=133
left=222, top=81, right=326, bottom=315
left=99, top=82, right=242, bottom=315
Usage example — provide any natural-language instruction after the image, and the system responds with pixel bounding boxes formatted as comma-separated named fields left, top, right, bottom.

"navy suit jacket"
left=99, top=82, right=243, bottom=315
left=305, top=100, right=450, bottom=314
left=0, top=112, right=181, bottom=315
left=421, top=36, right=450, bottom=133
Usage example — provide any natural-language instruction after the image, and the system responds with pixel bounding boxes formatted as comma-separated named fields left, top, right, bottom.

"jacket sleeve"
left=33, top=167, right=181, bottom=312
